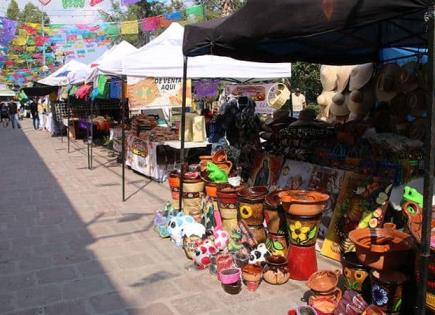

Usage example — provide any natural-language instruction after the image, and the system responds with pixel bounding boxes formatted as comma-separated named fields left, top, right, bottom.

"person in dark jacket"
left=8, top=101, right=21, bottom=129
left=29, top=98, right=39, bottom=130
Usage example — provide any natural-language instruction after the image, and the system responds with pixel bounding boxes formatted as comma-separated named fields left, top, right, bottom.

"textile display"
left=121, top=20, right=139, bottom=35
left=225, top=83, right=275, bottom=114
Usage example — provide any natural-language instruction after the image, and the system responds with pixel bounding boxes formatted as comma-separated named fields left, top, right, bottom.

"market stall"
left=151, top=0, right=434, bottom=313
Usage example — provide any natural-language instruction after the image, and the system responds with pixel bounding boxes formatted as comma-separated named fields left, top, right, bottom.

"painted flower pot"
left=247, top=224, right=267, bottom=244
left=182, top=178, right=205, bottom=222
left=348, top=223, right=415, bottom=270
left=264, top=189, right=287, bottom=235
left=286, top=213, right=321, bottom=247
left=341, top=252, right=370, bottom=293
left=279, top=190, right=329, bottom=216
left=266, top=232, right=288, bottom=257
left=168, top=170, right=180, bottom=210
left=217, top=183, right=247, bottom=233
left=263, top=255, right=289, bottom=285
left=370, top=270, right=407, bottom=314
left=237, top=186, right=268, bottom=226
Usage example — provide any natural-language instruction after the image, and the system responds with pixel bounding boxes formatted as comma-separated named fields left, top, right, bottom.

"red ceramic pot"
left=288, top=244, right=317, bottom=281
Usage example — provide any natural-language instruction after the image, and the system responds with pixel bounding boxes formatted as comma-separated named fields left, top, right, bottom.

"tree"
left=194, top=0, right=245, bottom=20
left=6, top=0, right=20, bottom=20
left=290, top=62, right=322, bottom=104
left=18, top=3, right=50, bottom=24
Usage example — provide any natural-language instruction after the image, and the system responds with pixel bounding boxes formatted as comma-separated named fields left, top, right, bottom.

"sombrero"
left=330, top=92, right=350, bottom=117
left=407, top=88, right=428, bottom=117
left=375, top=63, right=401, bottom=102
left=349, top=63, right=374, bottom=91
left=320, top=65, right=338, bottom=91
left=400, top=61, right=419, bottom=93
left=347, top=83, right=375, bottom=117
left=336, top=65, right=354, bottom=92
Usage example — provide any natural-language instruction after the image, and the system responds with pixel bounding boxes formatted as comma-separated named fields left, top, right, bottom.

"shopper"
left=37, top=98, right=44, bottom=130
left=291, top=88, right=306, bottom=119
left=8, top=101, right=21, bottom=129
left=29, top=98, right=39, bottom=130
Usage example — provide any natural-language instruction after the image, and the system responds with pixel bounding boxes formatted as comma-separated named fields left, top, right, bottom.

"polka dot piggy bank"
left=193, top=239, right=217, bottom=269
left=213, top=228, right=229, bottom=252
left=167, top=212, right=195, bottom=247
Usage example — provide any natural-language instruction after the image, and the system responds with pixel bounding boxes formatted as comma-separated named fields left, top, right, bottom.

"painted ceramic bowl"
left=241, top=264, right=263, bottom=282
left=279, top=190, right=329, bottom=216
left=307, top=270, right=341, bottom=295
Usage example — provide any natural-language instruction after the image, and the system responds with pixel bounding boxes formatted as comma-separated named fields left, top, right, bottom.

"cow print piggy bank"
left=249, top=243, right=270, bottom=265
left=193, top=239, right=217, bottom=269
left=167, top=212, right=195, bottom=247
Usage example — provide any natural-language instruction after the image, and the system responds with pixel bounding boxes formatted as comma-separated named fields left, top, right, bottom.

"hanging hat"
left=347, top=84, right=375, bottom=116
left=317, top=90, right=335, bottom=107
left=407, top=88, right=428, bottom=117
left=349, top=63, right=374, bottom=91
left=330, top=92, right=350, bottom=117
left=375, top=63, right=401, bottom=102
left=336, top=65, right=354, bottom=92
left=400, top=61, right=419, bottom=93
left=320, top=65, right=338, bottom=91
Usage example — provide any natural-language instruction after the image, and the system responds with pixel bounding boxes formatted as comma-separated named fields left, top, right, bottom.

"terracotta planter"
left=242, top=264, right=263, bottom=291
left=264, top=189, right=287, bottom=235
left=263, top=255, right=289, bottom=285
left=182, top=178, right=205, bottom=222
left=199, top=155, right=212, bottom=172
left=370, top=270, right=407, bottom=314
left=238, top=186, right=268, bottom=226
left=279, top=190, right=329, bottom=216
left=168, top=171, right=180, bottom=210
left=307, top=270, right=341, bottom=295
left=248, top=224, right=267, bottom=244
left=341, top=252, right=370, bottom=293
left=348, top=223, right=415, bottom=270
left=286, top=213, right=321, bottom=247
left=266, top=232, right=288, bottom=257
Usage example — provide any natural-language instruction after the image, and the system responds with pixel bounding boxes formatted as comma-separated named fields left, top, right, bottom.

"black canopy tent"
left=21, top=82, right=59, bottom=97
left=181, top=0, right=434, bottom=312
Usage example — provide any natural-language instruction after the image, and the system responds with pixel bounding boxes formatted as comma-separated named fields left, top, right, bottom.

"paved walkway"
left=0, top=119, right=338, bottom=315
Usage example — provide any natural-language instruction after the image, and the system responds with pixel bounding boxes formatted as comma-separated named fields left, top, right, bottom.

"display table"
left=160, top=140, right=209, bottom=149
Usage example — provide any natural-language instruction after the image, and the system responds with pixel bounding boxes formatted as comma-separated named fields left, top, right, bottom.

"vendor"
left=291, top=88, right=306, bottom=119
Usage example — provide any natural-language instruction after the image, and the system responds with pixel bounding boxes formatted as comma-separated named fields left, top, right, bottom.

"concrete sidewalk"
left=0, top=119, right=337, bottom=315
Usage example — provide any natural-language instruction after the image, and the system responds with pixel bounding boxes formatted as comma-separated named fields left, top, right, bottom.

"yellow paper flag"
left=121, top=20, right=138, bottom=35
left=12, top=36, right=28, bottom=46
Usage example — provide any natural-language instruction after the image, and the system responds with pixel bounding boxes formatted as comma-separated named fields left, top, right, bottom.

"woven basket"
left=268, top=83, right=290, bottom=109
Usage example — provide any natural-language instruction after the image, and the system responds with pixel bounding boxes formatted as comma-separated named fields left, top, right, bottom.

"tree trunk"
left=221, top=0, right=235, bottom=17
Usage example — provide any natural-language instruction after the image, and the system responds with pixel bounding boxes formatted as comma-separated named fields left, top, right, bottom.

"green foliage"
left=290, top=62, right=322, bottom=104
left=6, top=0, right=19, bottom=20
left=6, top=1, right=50, bottom=24
left=194, top=0, right=245, bottom=19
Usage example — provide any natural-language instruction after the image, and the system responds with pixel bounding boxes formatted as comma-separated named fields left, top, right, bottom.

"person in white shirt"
left=291, top=88, right=306, bottom=118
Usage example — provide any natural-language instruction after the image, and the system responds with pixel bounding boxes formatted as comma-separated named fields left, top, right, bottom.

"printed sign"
left=127, top=77, right=192, bottom=110
left=225, top=83, right=275, bottom=114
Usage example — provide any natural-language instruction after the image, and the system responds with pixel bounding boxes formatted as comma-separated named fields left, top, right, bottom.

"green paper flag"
left=186, top=5, right=204, bottom=22
left=62, top=0, right=85, bottom=8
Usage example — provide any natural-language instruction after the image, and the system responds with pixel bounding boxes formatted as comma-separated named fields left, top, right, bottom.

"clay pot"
left=307, top=270, right=341, bottom=295
left=233, top=252, right=249, bottom=268
left=212, top=149, right=227, bottom=163
left=242, top=264, right=263, bottom=292
left=238, top=186, right=268, bottom=226
left=168, top=171, right=180, bottom=210
left=248, top=224, right=267, bottom=244
left=222, top=280, right=242, bottom=295
left=341, top=252, right=370, bottom=293
left=288, top=244, right=318, bottom=281
left=348, top=223, right=415, bottom=270
left=199, top=155, right=212, bottom=172
left=279, top=190, right=329, bottom=216
left=286, top=213, right=321, bottom=247
left=215, top=161, right=233, bottom=175
left=182, top=178, right=205, bottom=222
left=216, top=254, right=234, bottom=281
left=264, top=189, right=287, bottom=235
left=309, top=293, right=341, bottom=315
left=263, top=255, right=290, bottom=285
left=217, top=183, right=247, bottom=233
left=370, top=270, right=407, bottom=314
left=219, top=268, right=241, bottom=285
left=266, top=232, right=288, bottom=257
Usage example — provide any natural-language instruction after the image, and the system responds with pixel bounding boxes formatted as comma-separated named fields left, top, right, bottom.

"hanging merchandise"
left=0, top=18, right=17, bottom=46
left=109, top=79, right=122, bottom=99
left=186, top=4, right=204, bottom=22
left=158, top=16, right=171, bottom=28
left=96, top=74, right=109, bottom=99
left=62, top=0, right=85, bottom=8
left=120, top=20, right=139, bottom=35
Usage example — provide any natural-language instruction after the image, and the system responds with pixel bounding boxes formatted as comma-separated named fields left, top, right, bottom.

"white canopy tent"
left=38, top=60, right=91, bottom=86
left=122, top=23, right=291, bottom=79
left=0, top=84, right=16, bottom=97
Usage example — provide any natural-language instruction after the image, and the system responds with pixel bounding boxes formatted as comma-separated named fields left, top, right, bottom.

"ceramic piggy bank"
left=213, top=228, right=229, bottom=251
left=167, top=212, right=195, bottom=247
left=193, top=239, right=217, bottom=269
left=249, top=243, right=270, bottom=265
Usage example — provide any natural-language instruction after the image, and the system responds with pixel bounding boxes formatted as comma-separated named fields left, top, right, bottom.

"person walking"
left=29, top=98, right=39, bottom=130
left=37, top=98, right=44, bottom=130
left=291, top=88, right=306, bottom=119
left=8, top=101, right=21, bottom=129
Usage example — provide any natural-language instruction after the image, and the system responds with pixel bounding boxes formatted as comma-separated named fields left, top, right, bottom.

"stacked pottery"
left=341, top=252, right=370, bottom=296
left=263, top=255, right=290, bottom=285
left=279, top=190, right=329, bottom=280
left=212, top=149, right=233, bottom=175
left=242, top=263, right=263, bottom=292
left=168, top=170, right=180, bottom=210
left=238, top=186, right=268, bottom=243
left=307, top=270, right=342, bottom=314
left=264, top=189, right=288, bottom=257
left=182, top=173, right=205, bottom=222
left=217, top=183, right=247, bottom=233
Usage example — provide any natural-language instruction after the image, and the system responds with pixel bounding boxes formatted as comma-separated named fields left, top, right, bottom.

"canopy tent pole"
left=417, top=5, right=435, bottom=313
left=67, top=96, right=70, bottom=153
left=121, top=75, right=127, bottom=202
left=179, top=57, right=188, bottom=211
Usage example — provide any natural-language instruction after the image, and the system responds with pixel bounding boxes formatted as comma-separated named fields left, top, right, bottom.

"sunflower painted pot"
left=341, top=252, right=370, bottom=293
left=264, top=189, right=287, bottom=235
left=247, top=224, right=267, bottom=244
left=217, top=183, right=247, bottom=233
left=168, top=171, right=180, bottom=210
left=182, top=178, right=205, bottom=222
left=266, top=232, right=288, bottom=257
left=237, top=186, right=268, bottom=226
left=286, top=213, right=321, bottom=247
left=370, top=270, right=407, bottom=315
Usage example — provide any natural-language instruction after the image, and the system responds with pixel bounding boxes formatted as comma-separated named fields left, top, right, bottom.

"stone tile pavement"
left=0, top=120, right=339, bottom=315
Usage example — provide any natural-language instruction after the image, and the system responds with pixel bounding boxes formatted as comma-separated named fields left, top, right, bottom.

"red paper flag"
left=141, top=16, right=160, bottom=32
left=90, top=0, right=103, bottom=6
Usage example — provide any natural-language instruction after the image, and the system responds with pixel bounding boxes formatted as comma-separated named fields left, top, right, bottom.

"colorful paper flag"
left=186, top=4, right=204, bottom=22
left=121, top=0, right=140, bottom=5
left=141, top=17, right=160, bottom=32
left=165, top=11, right=182, bottom=21
left=120, top=20, right=138, bottom=35
left=90, top=0, right=103, bottom=6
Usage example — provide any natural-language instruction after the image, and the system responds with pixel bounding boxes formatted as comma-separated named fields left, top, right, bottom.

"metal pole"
left=90, top=101, right=94, bottom=170
left=417, top=5, right=435, bottom=314
left=179, top=57, right=188, bottom=211
left=67, top=97, right=70, bottom=153
left=121, top=75, right=126, bottom=202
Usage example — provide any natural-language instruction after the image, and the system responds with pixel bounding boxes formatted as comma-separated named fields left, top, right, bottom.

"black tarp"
left=183, top=0, right=430, bottom=64
left=22, top=82, right=59, bottom=97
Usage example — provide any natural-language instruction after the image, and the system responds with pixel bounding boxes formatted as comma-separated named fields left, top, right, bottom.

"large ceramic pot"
left=238, top=186, right=268, bottom=226
left=348, top=223, right=415, bottom=270
left=182, top=178, right=205, bottom=222
left=264, top=189, right=287, bottom=235
left=286, top=213, right=322, bottom=247
left=263, top=255, right=289, bottom=285
left=279, top=190, right=329, bottom=216
left=341, top=252, right=370, bottom=294
left=217, top=183, right=247, bottom=233
left=266, top=232, right=288, bottom=257
left=248, top=224, right=267, bottom=244
left=168, top=170, right=180, bottom=210
left=307, top=270, right=342, bottom=314
left=370, top=270, right=407, bottom=314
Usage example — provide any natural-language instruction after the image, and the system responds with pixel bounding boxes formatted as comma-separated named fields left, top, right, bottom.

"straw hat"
left=349, top=63, right=374, bottom=91
left=336, top=65, right=354, bottom=92
left=407, top=88, right=428, bottom=117
left=375, top=63, right=401, bottom=102
left=317, top=91, right=335, bottom=121
left=320, top=65, right=338, bottom=91
left=330, top=92, right=350, bottom=117
left=347, top=84, right=375, bottom=116
left=400, top=61, right=419, bottom=93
